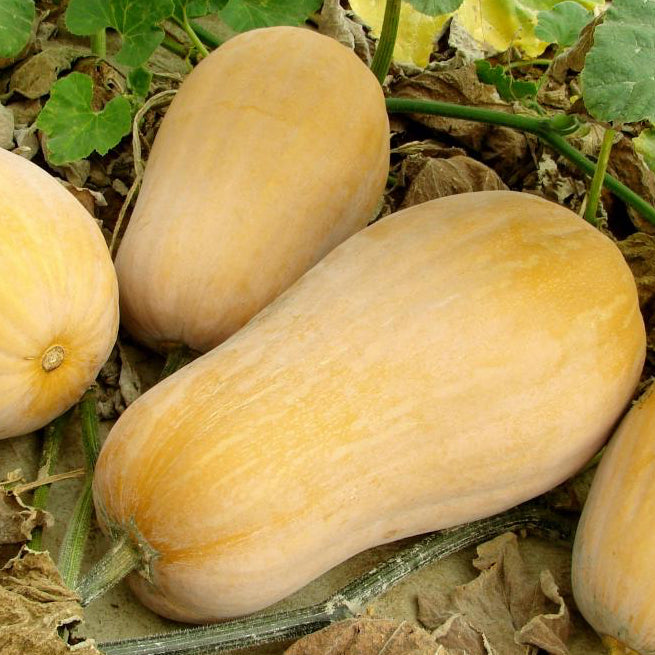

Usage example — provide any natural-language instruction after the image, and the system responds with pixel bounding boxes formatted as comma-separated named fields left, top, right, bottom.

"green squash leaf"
left=172, top=0, right=227, bottom=21
left=475, top=60, right=538, bottom=102
left=65, top=0, right=174, bottom=68
left=534, top=1, right=592, bottom=46
left=127, top=66, right=153, bottom=97
left=0, top=0, right=34, bottom=58
left=406, top=0, right=463, bottom=15
left=635, top=127, right=655, bottom=173
left=36, top=72, right=132, bottom=164
left=219, top=0, right=322, bottom=32
left=581, top=0, right=655, bottom=123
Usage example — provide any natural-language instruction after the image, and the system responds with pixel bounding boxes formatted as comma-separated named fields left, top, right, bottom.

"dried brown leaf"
left=317, top=0, right=372, bottom=65
left=284, top=618, right=439, bottom=655
left=118, top=342, right=142, bottom=407
left=60, top=182, right=107, bottom=216
left=607, top=136, right=655, bottom=234
left=551, top=15, right=603, bottom=84
left=0, top=548, right=102, bottom=654
left=391, top=65, right=530, bottom=178
left=400, top=154, right=507, bottom=209
left=9, top=45, right=86, bottom=99
left=418, top=533, right=571, bottom=655
left=0, top=103, right=14, bottom=149
left=0, top=490, right=51, bottom=545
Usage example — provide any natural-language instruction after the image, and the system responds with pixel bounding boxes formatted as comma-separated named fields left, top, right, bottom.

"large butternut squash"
left=0, top=147, right=119, bottom=439
left=572, top=384, right=655, bottom=655
left=94, top=191, right=645, bottom=623
left=115, top=26, right=389, bottom=354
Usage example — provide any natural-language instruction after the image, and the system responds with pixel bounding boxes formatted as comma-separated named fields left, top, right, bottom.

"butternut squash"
left=115, top=26, right=389, bottom=354
left=0, top=147, right=119, bottom=439
left=572, top=384, right=655, bottom=655
left=93, top=191, right=645, bottom=623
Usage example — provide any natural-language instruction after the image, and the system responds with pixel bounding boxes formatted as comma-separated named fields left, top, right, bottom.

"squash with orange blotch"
left=94, top=191, right=645, bottom=623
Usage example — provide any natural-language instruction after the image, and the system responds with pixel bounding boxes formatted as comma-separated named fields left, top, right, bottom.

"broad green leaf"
left=0, top=0, right=34, bottom=58
left=535, top=1, right=591, bottom=46
left=219, top=0, right=322, bottom=32
left=65, top=0, right=174, bottom=68
left=475, top=59, right=538, bottom=102
left=36, top=72, right=132, bottom=164
left=127, top=66, right=153, bottom=97
left=406, top=0, right=463, bottom=15
left=635, top=128, right=655, bottom=173
left=173, top=0, right=227, bottom=21
left=581, top=0, right=655, bottom=123
left=351, top=0, right=601, bottom=66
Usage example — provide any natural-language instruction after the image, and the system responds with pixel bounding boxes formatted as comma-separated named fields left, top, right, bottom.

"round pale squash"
left=94, top=191, right=645, bottom=623
left=0, top=148, right=119, bottom=439
left=115, top=26, right=390, bottom=354
left=572, top=384, right=655, bottom=655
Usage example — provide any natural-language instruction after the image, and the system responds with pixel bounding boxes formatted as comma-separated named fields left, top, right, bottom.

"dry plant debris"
left=0, top=548, right=102, bottom=655
left=417, top=532, right=571, bottom=655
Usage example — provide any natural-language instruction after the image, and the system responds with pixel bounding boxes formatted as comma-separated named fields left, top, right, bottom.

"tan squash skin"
left=0, top=148, right=119, bottom=439
left=572, top=384, right=655, bottom=655
left=94, top=191, right=645, bottom=623
left=114, top=26, right=389, bottom=354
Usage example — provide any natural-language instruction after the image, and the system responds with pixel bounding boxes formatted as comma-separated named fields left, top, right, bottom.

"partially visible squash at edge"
left=572, top=384, right=655, bottom=655
left=115, top=26, right=390, bottom=354
left=0, top=147, right=119, bottom=439
left=94, top=191, right=646, bottom=623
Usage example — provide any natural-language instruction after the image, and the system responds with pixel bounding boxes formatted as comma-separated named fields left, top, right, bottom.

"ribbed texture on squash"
left=95, top=191, right=645, bottom=623
left=0, top=148, right=119, bottom=439
left=115, top=26, right=390, bottom=354
left=573, top=384, right=655, bottom=655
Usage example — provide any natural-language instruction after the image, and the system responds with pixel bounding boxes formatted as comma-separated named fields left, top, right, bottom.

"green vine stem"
left=175, top=11, right=210, bottom=58
left=27, top=410, right=72, bottom=551
left=58, top=389, right=101, bottom=587
left=506, top=58, right=552, bottom=69
left=76, top=535, right=141, bottom=605
left=161, top=35, right=189, bottom=59
left=189, top=20, right=223, bottom=49
left=90, top=29, right=107, bottom=58
left=584, top=127, right=617, bottom=225
left=160, top=344, right=198, bottom=380
left=385, top=97, right=655, bottom=226
left=370, top=0, right=401, bottom=84
left=96, top=504, right=573, bottom=655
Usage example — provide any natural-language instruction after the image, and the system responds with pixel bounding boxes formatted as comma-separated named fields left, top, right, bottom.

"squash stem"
left=370, top=0, right=401, bottom=84
left=98, top=504, right=572, bottom=655
left=584, top=127, right=616, bottom=225
left=160, top=344, right=197, bottom=380
left=90, top=29, right=107, bottom=58
left=27, top=410, right=72, bottom=550
left=189, top=20, right=223, bottom=49
left=76, top=535, right=141, bottom=606
left=177, top=10, right=210, bottom=58
left=58, top=390, right=100, bottom=588
left=385, top=97, right=655, bottom=226
left=161, top=35, right=188, bottom=58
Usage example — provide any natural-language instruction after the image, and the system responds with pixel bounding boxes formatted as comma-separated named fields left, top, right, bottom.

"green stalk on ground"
left=27, top=411, right=72, bottom=551
left=584, top=127, right=617, bottom=225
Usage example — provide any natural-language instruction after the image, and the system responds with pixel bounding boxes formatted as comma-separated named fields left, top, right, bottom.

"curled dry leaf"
left=617, top=232, right=655, bottom=360
left=551, top=15, right=603, bottom=84
left=0, top=103, right=14, bottom=149
left=317, top=0, right=372, bottom=65
left=60, top=181, right=107, bottom=217
left=399, top=153, right=507, bottom=209
left=417, top=532, right=570, bottom=655
left=0, top=490, right=52, bottom=546
left=607, top=135, right=655, bottom=234
left=0, top=548, right=102, bottom=654
left=117, top=342, right=142, bottom=408
left=284, top=618, right=440, bottom=655
left=9, top=45, right=87, bottom=99
left=530, top=153, right=587, bottom=210
left=391, top=64, right=530, bottom=178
